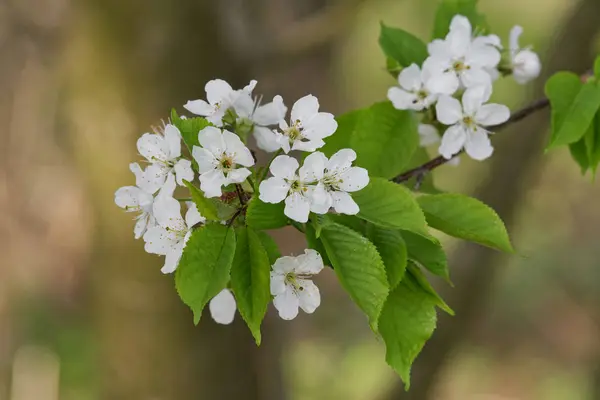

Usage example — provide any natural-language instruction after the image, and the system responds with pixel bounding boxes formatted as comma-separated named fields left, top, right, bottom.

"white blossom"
left=258, top=155, right=315, bottom=223
left=236, top=92, right=289, bottom=153
left=192, top=126, right=254, bottom=198
left=424, top=15, right=501, bottom=94
left=270, top=249, right=324, bottom=320
left=115, top=162, right=176, bottom=239
left=509, top=26, right=541, bottom=84
left=417, top=125, right=460, bottom=166
left=209, top=289, right=237, bottom=325
left=307, top=150, right=370, bottom=215
left=143, top=176, right=205, bottom=274
left=136, top=124, right=194, bottom=193
left=436, top=85, right=510, bottom=160
left=388, top=64, right=438, bottom=111
left=274, top=95, right=337, bottom=154
left=184, top=79, right=251, bottom=126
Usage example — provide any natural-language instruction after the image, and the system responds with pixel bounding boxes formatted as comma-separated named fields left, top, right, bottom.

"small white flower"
left=259, top=155, right=315, bottom=223
left=143, top=177, right=205, bottom=274
left=209, top=289, right=237, bottom=325
left=274, top=95, right=337, bottom=154
left=136, top=124, right=194, bottom=193
left=307, top=150, right=370, bottom=215
left=249, top=96, right=289, bottom=153
left=424, top=15, right=501, bottom=94
left=436, top=85, right=510, bottom=160
left=184, top=79, right=244, bottom=126
left=192, top=126, right=254, bottom=198
left=509, top=26, right=541, bottom=84
left=270, top=249, right=324, bottom=320
left=115, top=163, right=176, bottom=239
left=388, top=64, right=438, bottom=111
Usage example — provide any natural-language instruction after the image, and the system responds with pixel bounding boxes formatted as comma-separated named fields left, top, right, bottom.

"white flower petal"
left=436, top=95, right=463, bottom=125
left=192, top=146, right=217, bottom=173
left=133, top=213, right=150, bottom=239
left=114, top=186, right=145, bottom=209
left=460, top=68, right=492, bottom=89
left=184, top=99, right=213, bottom=116
left=291, top=94, right=319, bottom=123
left=284, top=192, right=311, bottom=223
left=338, top=167, right=369, bottom=192
left=226, top=168, right=251, bottom=184
left=199, top=169, right=227, bottom=198
left=331, top=191, right=359, bottom=215
left=253, top=95, right=287, bottom=126
left=387, top=87, right=419, bottom=111
left=137, top=133, right=168, bottom=163
left=295, top=249, right=324, bottom=275
left=272, top=256, right=297, bottom=274
left=509, top=25, right=523, bottom=53
left=222, top=130, right=254, bottom=167
left=198, top=126, right=226, bottom=155
left=326, top=149, right=356, bottom=174
left=157, top=172, right=177, bottom=199
left=273, top=287, right=300, bottom=320
left=259, top=177, right=290, bottom=204
left=398, top=64, right=422, bottom=91
left=270, top=272, right=287, bottom=296
left=426, top=70, right=459, bottom=95
left=163, top=124, right=182, bottom=159
left=462, top=85, right=490, bottom=116
left=465, top=129, right=493, bottom=160
left=439, top=124, right=467, bottom=159
left=475, top=104, right=510, bottom=127
left=253, top=126, right=281, bottom=153
left=302, top=113, right=337, bottom=140
left=466, top=45, right=501, bottom=69
left=206, top=79, right=234, bottom=105
left=291, top=138, right=325, bottom=153
left=143, top=226, right=179, bottom=255
left=418, top=124, right=440, bottom=147
left=209, top=289, right=237, bottom=325
left=297, top=279, right=321, bottom=314
left=446, top=15, right=472, bottom=57
left=269, top=155, right=299, bottom=180
left=300, top=152, right=327, bottom=183
left=153, top=194, right=185, bottom=231
left=232, top=92, right=255, bottom=119
left=185, top=203, right=205, bottom=227
left=174, top=159, right=194, bottom=185
left=161, top=241, right=185, bottom=274
left=309, top=183, right=332, bottom=214
left=513, top=50, right=541, bottom=84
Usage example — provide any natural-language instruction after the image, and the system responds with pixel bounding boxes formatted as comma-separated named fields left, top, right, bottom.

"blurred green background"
left=2, top=0, right=600, bottom=399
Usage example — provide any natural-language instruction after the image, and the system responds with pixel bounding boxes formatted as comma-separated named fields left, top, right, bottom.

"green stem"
left=177, top=198, right=192, bottom=202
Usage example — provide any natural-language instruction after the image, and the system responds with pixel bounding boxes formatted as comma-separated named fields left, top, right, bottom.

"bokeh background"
left=2, top=0, right=600, bottom=399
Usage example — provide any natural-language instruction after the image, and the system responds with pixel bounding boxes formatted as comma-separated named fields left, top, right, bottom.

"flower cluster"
left=115, top=77, right=370, bottom=323
left=388, top=16, right=540, bottom=161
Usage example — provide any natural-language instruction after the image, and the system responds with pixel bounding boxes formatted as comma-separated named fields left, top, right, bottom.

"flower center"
left=451, top=60, right=470, bottom=72
left=285, top=120, right=304, bottom=142
left=219, top=154, right=235, bottom=172
left=289, top=179, right=308, bottom=194
left=462, top=116, right=476, bottom=128
left=322, top=173, right=342, bottom=191
left=285, top=273, right=303, bottom=291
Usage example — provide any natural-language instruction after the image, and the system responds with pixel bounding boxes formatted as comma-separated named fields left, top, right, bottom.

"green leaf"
left=175, top=224, right=236, bottom=324
left=406, top=263, right=453, bottom=315
left=569, top=136, right=589, bottom=174
left=378, top=273, right=437, bottom=389
left=230, top=227, right=271, bottom=345
left=305, top=224, right=332, bottom=267
left=183, top=180, right=220, bottom=221
left=246, top=198, right=288, bottom=230
left=328, top=214, right=366, bottom=235
left=417, top=193, right=513, bottom=253
left=432, top=0, right=488, bottom=39
left=584, top=113, right=600, bottom=175
left=366, top=224, right=407, bottom=288
left=594, top=55, right=600, bottom=78
left=256, top=231, right=280, bottom=265
left=401, top=231, right=450, bottom=283
left=379, top=23, right=428, bottom=67
left=546, top=75, right=600, bottom=149
left=321, top=103, right=419, bottom=179
left=320, top=223, right=389, bottom=328
left=171, top=108, right=211, bottom=151
left=353, top=177, right=429, bottom=235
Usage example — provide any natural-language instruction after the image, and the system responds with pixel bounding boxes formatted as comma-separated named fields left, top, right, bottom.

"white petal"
left=331, top=191, right=360, bottom=215
left=242, top=79, right=257, bottom=94
left=137, top=133, right=168, bottom=162
left=427, top=39, right=451, bottom=59
left=398, top=64, right=422, bottom=91
left=436, top=95, right=463, bottom=125
left=473, top=34, right=502, bottom=49
left=446, top=15, right=472, bottom=57
left=297, top=279, right=321, bottom=314
left=425, top=71, right=459, bottom=95
left=295, top=249, right=324, bottom=275
left=466, top=45, right=501, bottom=69
left=284, top=192, right=311, bottom=223
left=174, top=159, right=194, bottom=185
left=161, top=241, right=185, bottom=274
left=269, top=155, right=299, bottom=180
left=509, top=25, right=523, bottom=53
left=134, top=214, right=149, bottom=239
left=326, top=148, right=356, bottom=174
left=222, top=130, right=254, bottom=167
left=270, top=272, right=287, bottom=296
left=291, top=95, right=319, bottom=123
left=209, top=289, right=237, bottom=325
left=185, top=203, right=205, bottom=227
left=387, top=87, right=419, bottom=111
left=259, top=177, right=290, bottom=204
left=418, top=124, right=440, bottom=146
left=273, top=287, right=300, bottom=320
left=140, top=164, right=169, bottom=194
left=143, top=226, right=179, bottom=255
left=232, top=92, right=254, bottom=119
left=226, top=168, right=251, bottom=184
left=299, top=152, right=327, bottom=183
left=272, top=256, right=297, bottom=274
left=183, top=99, right=213, bottom=116
left=302, top=113, right=337, bottom=140
left=513, top=50, right=541, bottom=84
left=192, top=146, right=217, bottom=173
left=309, top=183, right=332, bottom=214
left=115, top=186, right=145, bottom=209
left=163, top=124, right=182, bottom=159
left=475, top=104, right=510, bottom=127
left=157, top=173, right=177, bottom=199
left=291, top=138, right=325, bottom=153
left=206, top=79, right=234, bottom=105
left=253, top=126, right=281, bottom=153
left=460, top=68, right=492, bottom=89
left=199, top=169, right=227, bottom=198
left=153, top=194, right=185, bottom=231
left=338, top=167, right=369, bottom=192
left=439, top=124, right=467, bottom=159
left=253, top=95, right=287, bottom=126
left=462, top=85, right=489, bottom=116
left=465, top=129, right=493, bottom=160
left=198, top=126, right=226, bottom=155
